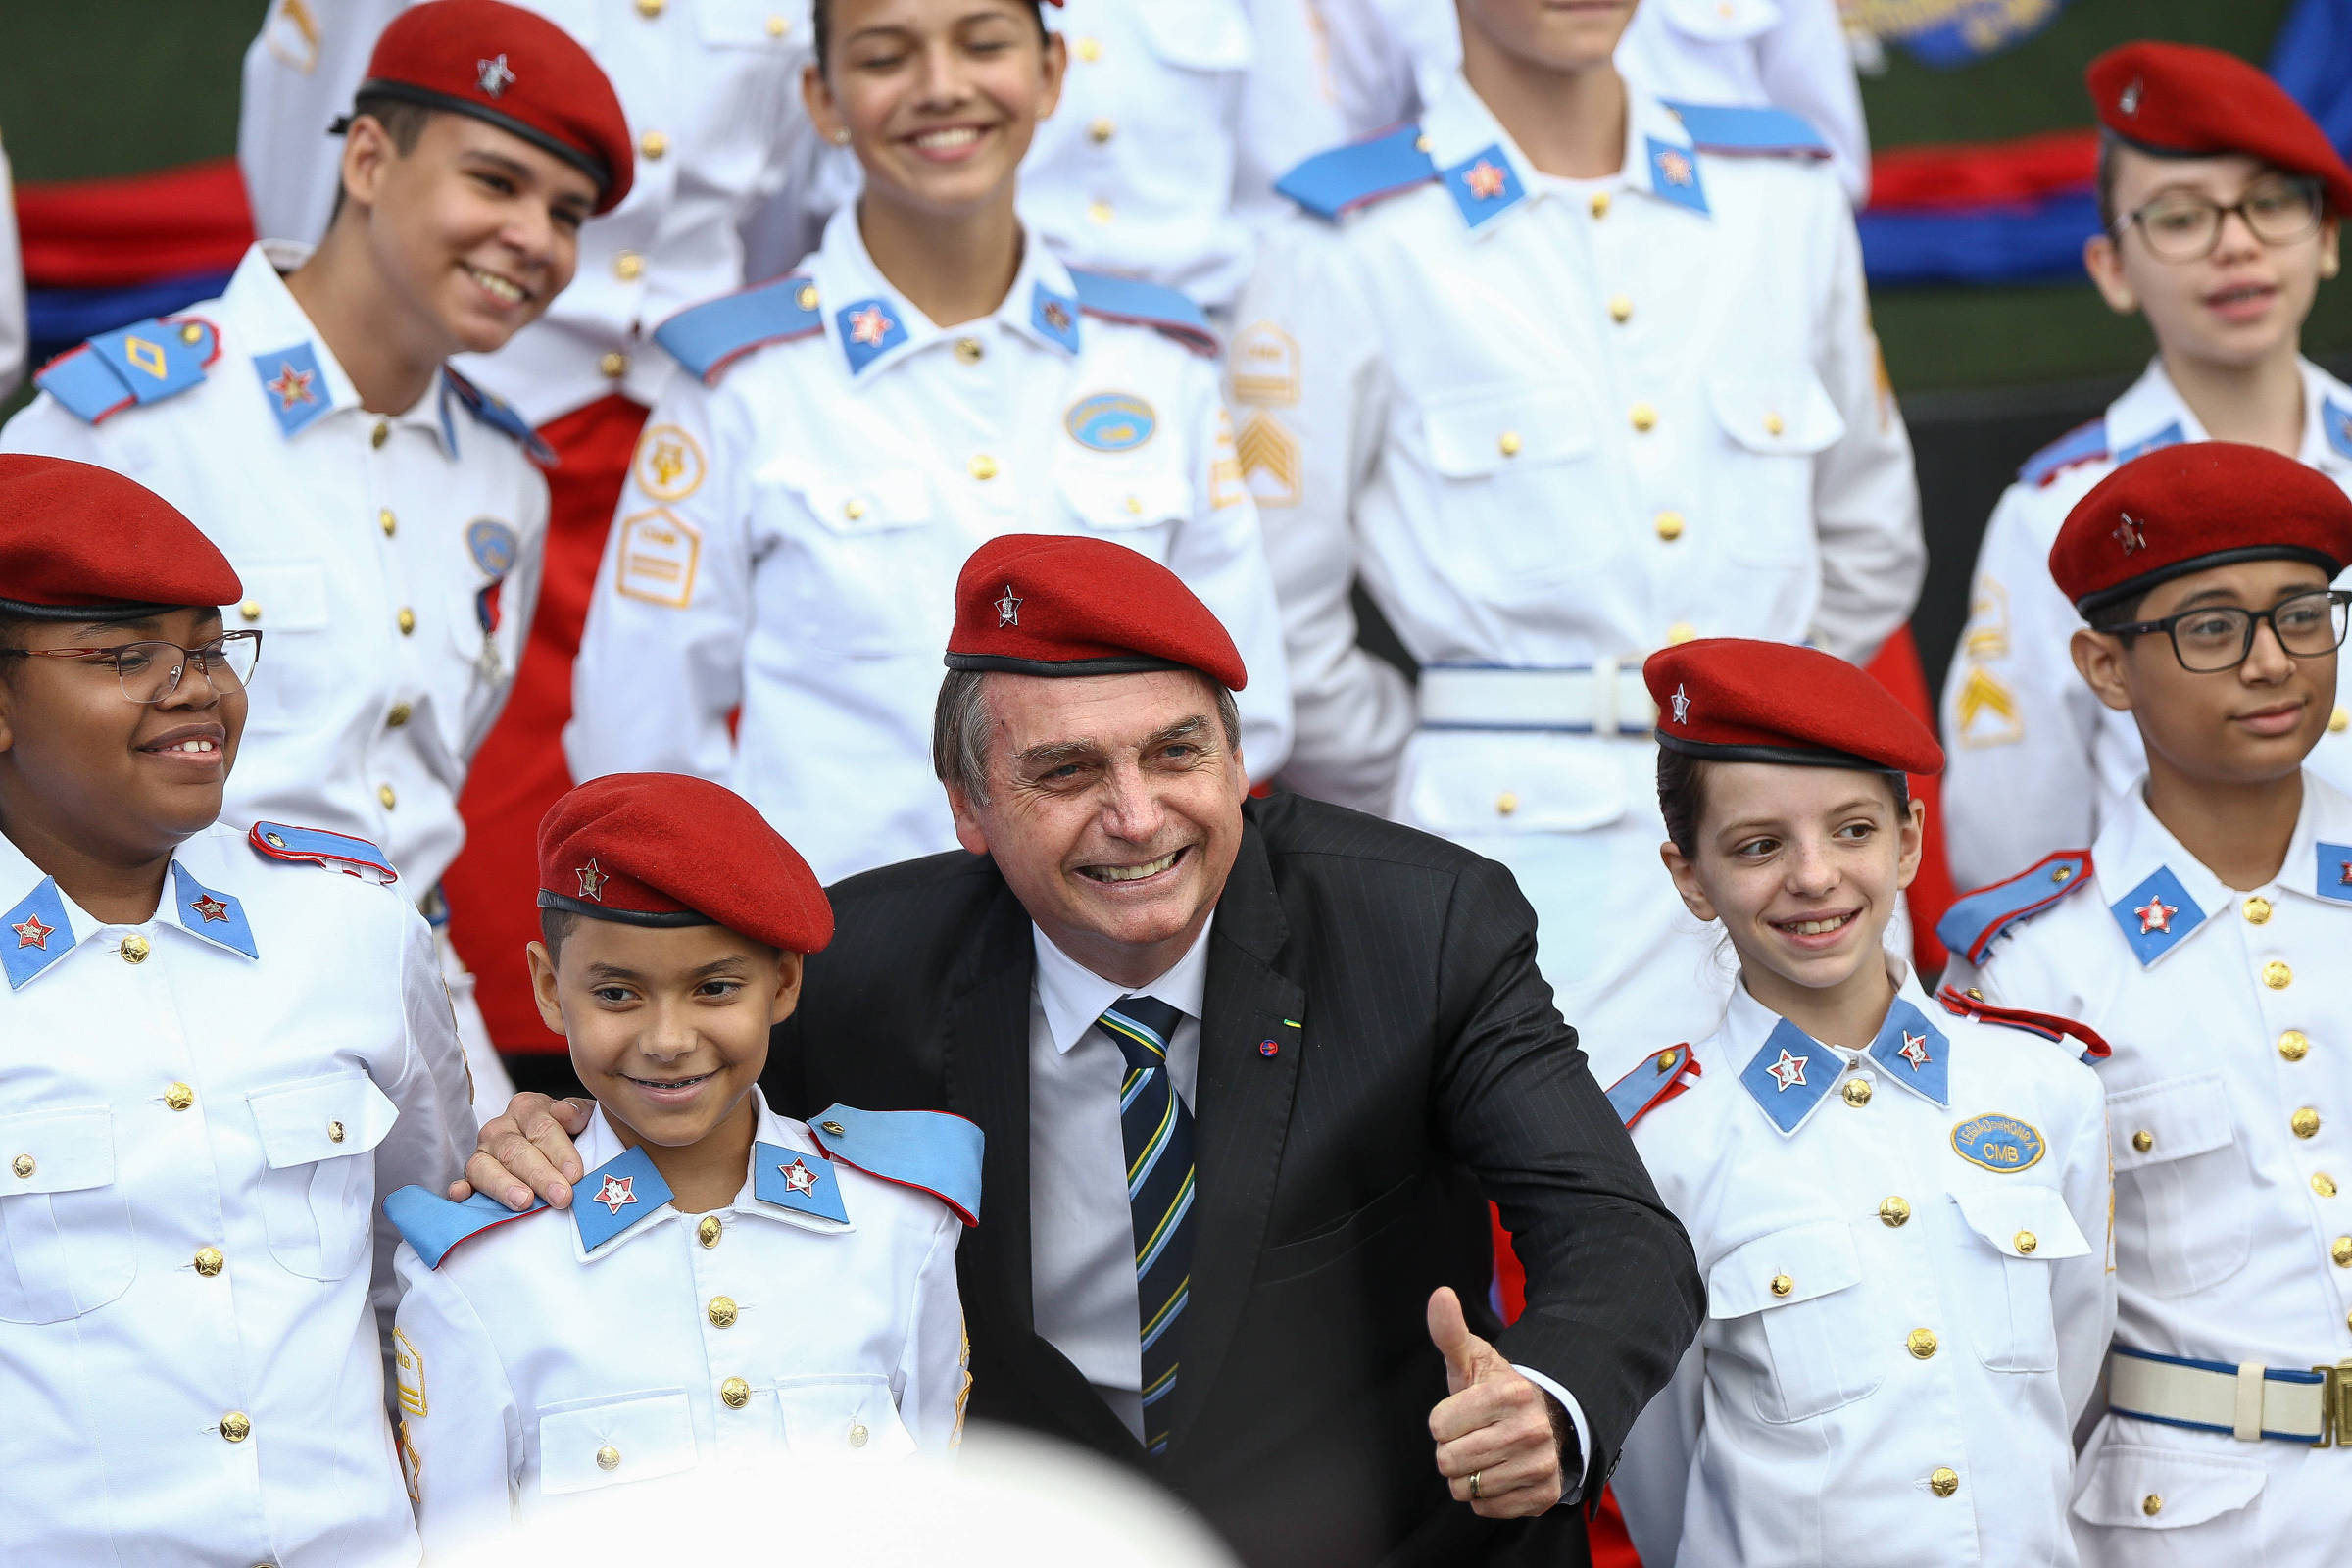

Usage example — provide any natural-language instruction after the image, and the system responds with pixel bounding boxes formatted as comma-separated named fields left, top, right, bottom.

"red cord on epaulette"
left=1936, top=984, right=2112, bottom=1060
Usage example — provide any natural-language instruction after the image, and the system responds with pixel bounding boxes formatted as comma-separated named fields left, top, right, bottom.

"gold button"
left=2332, top=1235, right=2352, bottom=1266
left=1123, top=496, right=1143, bottom=515
left=640, top=129, right=668, bottom=161
left=378, top=507, right=396, bottom=537
left=1666, top=621, right=1697, bottom=645
left=1608, top=295, right=1632, bottom=323
left=1089, top=118, right=1115, bottom=144
left=397, top=608, right=416, bottom=635
left=1763, top=411, right=1785, bottom=436
left=1967, top=988, right=1985, bottom=1000
left=2282, top=1030, right=2313, bottom=1061
left=1929, top=1467, right=1959, bottom=1497
left=1413, top=133, right=1433, bottom=154
left=708, top=1296, right=739, bottom=1329
left=796, top=282, right=819, bottom=311
left=195, top=1247, right=224, bottom=1276
left=843, top=499, right=867, bottom=521
left=2266, top=960, right=2293, bottom=990
left=1630, top=402, right=1657, bottom=432
left=221, top=1412, right=252, bottom=1443
left=1497, top=429, right=1522, bottom=457
left=1842, top=1078, right=1873, bottom=1107
left=1076, top=35, right=1102, bottom=60
left=955, top=336, right=984, bottom=365
left=2333, top=706, right=2349, bottom=734
left=2295, top=1107, right=2323, bottom=1139
left=1087, top=201, right=1114, bottom=225
left=848, top=1422, right=869, bottom=1449
left=614, top=251, right=644, bottom=282
left=2142, top=1494, right=2162, bottom=1517
left=1879, top=1196, right=1911, bottom=1227
left=821, top=1120, right=847, bottom=1136
left=597, top=1445, right=622, bottom=1471
left=370, top=419, right=389, bottom=449
left=239, top=600, right=262, bottom=623
left=1769, top=1273, right=1793, bottom=1298
left=2132, top=1129, right=2154, bottom=1153
left=637, top=0, right=663, bottom=14
left=720, top=1377, right=752, bottom=1409
left=166, top=1083, right=194, bottom=1111
left=698, top=1215, right=723, bottom=1248
left=378, top=784, right=397, bottom=810
left=1590, top=190, right=1611, bottom=219
left=600, top=351, right=630, bottom=378
left=387, top=703, right=412, bottom=729
left=1495, top=791, right=1519, bottom=816
left=2014, top=1231, right=2038, bottom=1253
left=2316, top=1172, right=2339, bottom=1198
left=969, top=454, right=999, bottom=481
left=327, top=1120, right=346, bottom=1144
left=1907, top=1328, right=1938, bottom=1359
left=180, top=322, right=204, bottom=344
left=2244, top=896, right=2273, bottom=924
left=121, top=934, right=150, bottom=964
left=1654, top=511, right=1685, bottom=541
left=11, top=1154, right=32, bottom=1179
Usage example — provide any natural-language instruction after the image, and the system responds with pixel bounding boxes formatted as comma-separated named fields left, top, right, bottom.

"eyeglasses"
left=2107, top=589, right=2351, bottom=673
left=0, top=631, right=264, bottom=703
left=2118, top=174, right=2327, bottom=262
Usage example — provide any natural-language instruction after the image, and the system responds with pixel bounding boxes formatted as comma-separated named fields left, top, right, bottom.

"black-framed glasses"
left=0, top=631, right=263, bottom=703
left=2118, top=174, right=2326, bottom=262
left=2108, top=589, right=2351, bottom=673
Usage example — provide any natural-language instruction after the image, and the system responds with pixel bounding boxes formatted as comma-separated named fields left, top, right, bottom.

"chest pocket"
left=1401, top=732, right=1627, bottom=839
left=234, top=561, right=333, bottom=735
left=248, top=1073, right=399, bottom=1281
left=1706, top=1219, right=1881, bottom=1424
left=1706, top=368, right=1842, bottom=566
left=1656, top=0, right=1781, bottom=42
left=0, top=1107, right=135, bottom=1325
left=1133, top=0, right=1252, bottom=72
left=2108, top=1072, right=2250, bottom=1298
left=766, top=465, right=949, bottom=660
left=538, top=1391, right=699, bottom=1495
left=1948, top=1185, right=2090, bottom=1373
left=1410, top=381, right=1603, bottom=585
left=776, top=1372, right=918, bottom=1459
left=1057, top=462, right=1190, bottom=551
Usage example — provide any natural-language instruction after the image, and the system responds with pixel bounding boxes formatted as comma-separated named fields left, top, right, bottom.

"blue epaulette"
left=1067, top=270, right=1218, bottom=358
left=2018, top=419, right=2108, bottom=487
left=34, top=316, right=220, bottom=424
left=653, top=272, right=823, bottom=384
left=248, top=821, right=400, bottom=887
left=384, top=1185, right=548, bottom=1269
left=1936, top=850, right=2094, bottom=965
left=1274, top=123, right=1437, bottom=221
left=807, top=1104, right=983, bottom=1226
left=1603, top=1045, right=1702, bottom=1130
left=442, top=368, right=556, bottom=466
left=1661, top=100, right=1831, bottom=158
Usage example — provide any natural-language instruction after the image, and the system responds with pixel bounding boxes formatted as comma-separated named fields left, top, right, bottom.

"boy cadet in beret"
left=1941, top=443, right=2352, bottom=1565
left=0, top=456, right=474, bottom=1564
left=1943, top=41, right=2352, bottom=890
left=1, top=0, right=635, bottom=1114
left=382, top=772, right=978, bottom=1544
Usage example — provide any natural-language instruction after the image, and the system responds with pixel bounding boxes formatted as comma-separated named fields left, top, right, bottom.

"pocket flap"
left=1707, top=368, right=1843, bottom=456
left=2070, top=1440, right=2265, bottom=1529
left=1404, top=734, right=1626, bottom=835
left=1950, top=1185, right=2091, bottom=1260
left=1135, top=0, right=1253, bottom=71
left=1060, top=466, right=1190, bottom=531
left=775, top=1373, right=918, bottom=1458
left=248, top=1074, right=398, bottom=1169
left=0, top=1107, right=115, bottom=1196
left=238, top=562, right=332, bottom=633
left=1420, top=384, right=1592, bottom=478
left=2109, top=1073, right=2233, bottom=1172
left=538, top=1391, right=699, bottom=1494
left=1706, top=1220, right=1860, bottom=1318
left=1658, top=0, right=1781, bottom=42
left=762, top=463, right=935, bottom=538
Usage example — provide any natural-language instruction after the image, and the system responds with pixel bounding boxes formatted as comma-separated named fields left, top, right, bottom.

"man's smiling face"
left=948, top=669, right=1248, bottom=985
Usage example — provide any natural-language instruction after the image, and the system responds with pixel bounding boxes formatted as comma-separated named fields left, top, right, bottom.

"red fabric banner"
left=16, top=157, right=255, bottom=289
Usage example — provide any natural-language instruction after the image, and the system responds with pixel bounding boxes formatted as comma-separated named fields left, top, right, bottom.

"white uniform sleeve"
left=2052, top=1071, right=2117, bottom=1430
left=1804, top=189, right=1924, bottom=665
left=564, top=373, right=755, bottom=786
left=392, top=1244, right=525, bottom=1551
left=1753, top=0, right=1871, bottom=207
left=1233, top=0, right=1351, bottom=230
left=896, top=1211, right=970, bottom=1455
left=1938, top=481, right=2107, bottom=890
left=1229, top=216, right=1416, bottom=812
left=1612, top=1336, right=1701, bottom=1566
left=237, top=0, right=405, bottom=246
left=0, top=141, right=24, bottom=398
left=463, top=466, right=552, bottom=760
left=369, top=907, right=478, bottom=1355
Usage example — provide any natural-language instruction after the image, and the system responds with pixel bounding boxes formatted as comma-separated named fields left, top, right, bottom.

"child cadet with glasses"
left=1602, top=636, right=2112, bottom=1568
left=1942, top=41, right=2352, bottom=891
left=0, top=456, right=474, bottom=1564
left=1939, top=441, right=2352, bottom=1566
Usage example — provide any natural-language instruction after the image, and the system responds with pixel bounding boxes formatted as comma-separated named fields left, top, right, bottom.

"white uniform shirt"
left=0, top=136, right=24, bottom=397
left=0, top=243, right=549, bottom=902
left=565, top=208, right=1294, bottom=884
left=0, top=821, right=474, bottom=1567
left=1021, top=0, right=1347, bottom=311
left=1947, top=776, right=2352, bottom=1566
left=1613, top=966, right=2112, bottom=1568
left=1940, top=357, right=2352, bottom=892
left=389, top=1094, right=966, bottom=1547
left=238, top=0, right=839, bottom=424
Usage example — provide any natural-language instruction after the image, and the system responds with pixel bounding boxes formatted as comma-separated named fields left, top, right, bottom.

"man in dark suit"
left=466, top=535, right=1701, bottom=1566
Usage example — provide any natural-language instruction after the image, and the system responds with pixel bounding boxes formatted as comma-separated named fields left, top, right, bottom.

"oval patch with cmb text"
left=1065, top=392, right=1157, bottom=452
left=1951, top=1113, right=2046, bottom=1173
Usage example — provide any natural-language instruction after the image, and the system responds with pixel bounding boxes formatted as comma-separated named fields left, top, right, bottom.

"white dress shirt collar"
left=225, top=239, right=460, bottom=454
left=1032, top=914, right=1216, bottom=1057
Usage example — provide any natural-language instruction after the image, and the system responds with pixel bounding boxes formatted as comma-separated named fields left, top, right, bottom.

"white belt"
left=1418, top=663, right=1659, bottom=737
left=2107, top=1347, right=2352, bottom=1446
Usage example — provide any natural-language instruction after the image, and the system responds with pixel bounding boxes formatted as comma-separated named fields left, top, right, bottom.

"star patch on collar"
left=266, top=362, right=317, bottom=411
left=188, top=895, right=231, bottom=924
left=1463, top=159, right=1507, bottom=200
left=1765, top=1047, right=1808, bottom=1091
left=2133, top=895, right=2177, bottom=935
left=591, top=1174, right=638, bottom=1214
left=13, top=912, right=54, bottom=949
left=849, top=305, right=894, bottom=347
left=778, top=1157, right=822, bottom=1196
left=1898, top=1030, right=1932, bottom=1070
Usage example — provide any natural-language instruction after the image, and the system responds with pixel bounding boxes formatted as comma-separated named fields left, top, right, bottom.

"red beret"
left=0, top=455, right=242, bottom=620
left=354, top=0, right=633, bottom=214
left=944, top=534, right=1248, bottom=692
left=1643, top=639, right=1944, bottom=775
left=2050, top=442, right=2352, bottom=612
left=2087, top=42, right=2352, bottom=216
left=537, top=773, right=832, bottom=954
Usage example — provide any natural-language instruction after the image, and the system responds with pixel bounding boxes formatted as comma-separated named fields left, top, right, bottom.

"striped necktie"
left=1097, top=994, right=1196, bottom=1458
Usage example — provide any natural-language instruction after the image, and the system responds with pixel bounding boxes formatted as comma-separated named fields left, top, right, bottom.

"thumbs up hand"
left=1425, top=1287, right=1570, bottom=1519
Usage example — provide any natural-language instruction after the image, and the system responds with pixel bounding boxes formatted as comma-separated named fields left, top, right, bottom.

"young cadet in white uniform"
left=1, top=2, right=638, bottom=1108
left=0, top=458, right=474, bottom=1567
left=1231, top=0, right=1920, bottom=1080
left=385, top=773, right=974, bottom=1544
left=1943, top=42, right=2352, bottom=892
left=1941, top=444, right=2352, bottom=1566
left=1610, top=637, right=2111, bottom=1568
left=567, top=0, right=1291, bottom=884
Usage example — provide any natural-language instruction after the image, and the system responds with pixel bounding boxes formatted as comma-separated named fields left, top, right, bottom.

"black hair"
left=326, top=95, right=436, bottom=223
left=1656, top=746, right=1911, bottom=858
left=538, top=906, right=580, bottom=960
left=811, top=0, right=1049, bottom=74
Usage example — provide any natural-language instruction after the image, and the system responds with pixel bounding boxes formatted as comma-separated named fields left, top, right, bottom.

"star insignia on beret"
left=591, top=1173, right=638, bottom=1214
left=848, top=304, right=895, bottom=347
left=12, top=912, right=54, bottom=950
left=995, top=584, right=1022, bottom=627
left=1656, top=148, right=1694, bottom=188
left=2113, top=513, right=2146, bottom=555
left=1898, top=1031, right=1933, bottom=1070
left=778, top=1157, right=822, bottom=1196
left=2119, top=78, right=2141, bottom=116
left=1464, top=159, right=1507, bottom=201
left=188, top=895, right=231, bottom=924
left=1765, top=1047, right=1808, bottom=1091
left=1670, top=683, right=1691, bottom=725
left=477, top=53, right=515, bottom=98
left=266, top=363, right=318, bottom=411
left=2134, top=895, right=2178, bottom=935
left=575, top=858, right=609, bottom=902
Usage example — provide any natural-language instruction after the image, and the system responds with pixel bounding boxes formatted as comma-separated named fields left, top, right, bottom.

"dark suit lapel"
left=941, top=876, right=1041, bottom=1334
left=1172, top=816, right=1306, bottom=1455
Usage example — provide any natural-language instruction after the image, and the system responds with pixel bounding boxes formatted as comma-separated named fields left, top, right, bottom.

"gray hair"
left=931, top=668, right=1242, bottom=805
